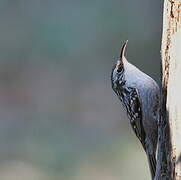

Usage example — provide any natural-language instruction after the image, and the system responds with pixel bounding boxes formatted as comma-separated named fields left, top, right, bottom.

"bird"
left=111, top=40, right=160, bottom=180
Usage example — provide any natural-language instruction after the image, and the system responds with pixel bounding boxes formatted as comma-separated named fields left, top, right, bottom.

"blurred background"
left=0, top=0, right=162, bottom=179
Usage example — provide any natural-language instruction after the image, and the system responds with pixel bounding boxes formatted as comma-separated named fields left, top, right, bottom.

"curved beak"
left=116, top=40, right=128, bottom=71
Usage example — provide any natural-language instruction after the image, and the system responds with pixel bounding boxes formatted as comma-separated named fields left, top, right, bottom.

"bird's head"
left=111, top=40, right=128, bottom=92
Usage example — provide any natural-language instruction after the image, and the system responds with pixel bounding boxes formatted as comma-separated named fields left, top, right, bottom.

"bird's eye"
left=117, top=69, right=121, bottom=73
left=117, top=67, right=123, bottom=73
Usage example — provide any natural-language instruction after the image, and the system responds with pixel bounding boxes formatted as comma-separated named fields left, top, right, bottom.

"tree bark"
left=155, top=0, right=181, bottom=179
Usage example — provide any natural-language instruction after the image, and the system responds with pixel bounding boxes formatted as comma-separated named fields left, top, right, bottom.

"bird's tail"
left=147, top=153, right=156, bottom=180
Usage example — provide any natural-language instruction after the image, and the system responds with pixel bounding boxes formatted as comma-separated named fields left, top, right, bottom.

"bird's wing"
left=117, top=86, right=146, bottom=149
left=128, top=87, right=146, bottom=147
left=116, top=85, right=157, bottom=179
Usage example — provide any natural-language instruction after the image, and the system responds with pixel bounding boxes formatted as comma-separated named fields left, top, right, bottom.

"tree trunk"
left=155, top=0, right=181, bottom=179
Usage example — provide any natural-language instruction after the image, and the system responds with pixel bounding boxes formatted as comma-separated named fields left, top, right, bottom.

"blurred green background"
left=0, top=0, right=162, bottom=179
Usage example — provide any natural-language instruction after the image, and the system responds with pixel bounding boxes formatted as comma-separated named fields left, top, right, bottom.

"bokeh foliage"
left=0, top=0, right=162, bottom=179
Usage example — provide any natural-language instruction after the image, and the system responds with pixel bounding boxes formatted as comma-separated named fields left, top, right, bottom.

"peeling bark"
left=155, top=0, right=181, bottom=179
